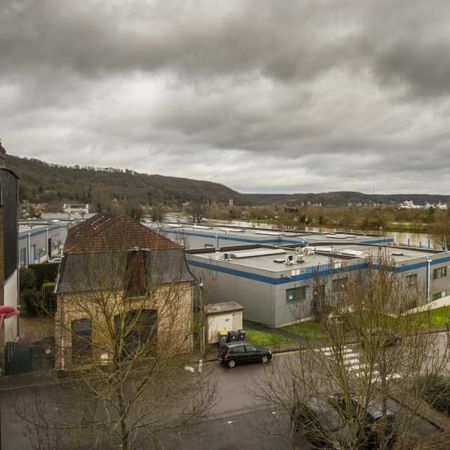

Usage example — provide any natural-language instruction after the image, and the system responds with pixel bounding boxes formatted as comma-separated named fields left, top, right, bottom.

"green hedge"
left=416, top=375, right=450, bottom=416
left=28, top=263, right=59, bottom=288
left=19, top=265, right=58, bottom=317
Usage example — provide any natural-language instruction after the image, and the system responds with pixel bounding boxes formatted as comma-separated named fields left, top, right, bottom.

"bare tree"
left=261, top=255, right=450, bottom=449
left=16, top=218, right=216, bottom=450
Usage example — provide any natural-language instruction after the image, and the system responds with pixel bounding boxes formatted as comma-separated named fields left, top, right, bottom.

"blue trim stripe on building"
left=360, top=238, right=394, bottom=245
left=19, top=224, right=65, bottom=241
left=165, top=229, right=285, bottom=245
left=166, top=229, right=391, bottom=247
left=395, top=255, right=450, bottom=273
left=189, top=254, right=450, bottom=284
left=188, top=259, right=369, bottom=285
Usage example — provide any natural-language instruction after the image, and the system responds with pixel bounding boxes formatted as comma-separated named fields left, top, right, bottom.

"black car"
left=219, top=341, right=272, bottom=368
left=292, top=398, right=349, bottom=449
left=334, top=394, right=397, bottom=449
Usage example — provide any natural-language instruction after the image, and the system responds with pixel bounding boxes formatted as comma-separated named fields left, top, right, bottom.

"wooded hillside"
left=7, top=154, right=448, bottom=209
left=6, top=154, right=250, bottom=209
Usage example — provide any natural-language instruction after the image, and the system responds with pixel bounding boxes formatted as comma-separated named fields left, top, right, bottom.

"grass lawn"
left=244, top=326, right=294, bottom=347
left=405, top=306, right=450, bottom=329
left=264, top=306, right=449, bottom=346
left=282, top=320, right=326, bottom=340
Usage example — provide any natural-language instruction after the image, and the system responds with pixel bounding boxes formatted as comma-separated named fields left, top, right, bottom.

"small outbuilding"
left=204, top=301, right=244, bottom=344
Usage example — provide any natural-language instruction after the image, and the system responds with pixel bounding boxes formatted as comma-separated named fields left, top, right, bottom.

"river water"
left=202, top=218, right=438, bottom=249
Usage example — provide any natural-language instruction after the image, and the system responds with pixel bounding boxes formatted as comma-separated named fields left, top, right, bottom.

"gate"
left=4, top=336, right=55, bottom=376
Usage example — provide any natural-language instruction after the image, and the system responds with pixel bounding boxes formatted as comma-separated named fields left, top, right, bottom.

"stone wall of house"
left=55, top=281, right=193, bottom=370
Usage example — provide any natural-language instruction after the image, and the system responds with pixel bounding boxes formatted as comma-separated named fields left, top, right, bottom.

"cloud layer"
left=1, top=0, right=450, bottom=193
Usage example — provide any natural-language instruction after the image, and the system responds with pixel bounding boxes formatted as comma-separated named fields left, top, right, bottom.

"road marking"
left=355, top=371, right=379, bottom=379
left=344, top=358, right=361, bottom=366
left=347, top=363, right=369, bottom=371
left=343, top=352, right=359, bottom=359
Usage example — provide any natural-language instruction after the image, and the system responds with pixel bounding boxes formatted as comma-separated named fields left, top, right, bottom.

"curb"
left=391, top=394, right=450, bottom=432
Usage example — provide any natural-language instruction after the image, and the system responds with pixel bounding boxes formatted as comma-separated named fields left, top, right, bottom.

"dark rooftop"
left=64, top=213, right=180, bottom=254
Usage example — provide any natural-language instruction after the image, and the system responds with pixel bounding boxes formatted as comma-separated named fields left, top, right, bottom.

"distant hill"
left=6, top=154, right=449, bottom=209
left=6, top=154, right=250, bottom=208
left=246, top=191, right=450, bottom=207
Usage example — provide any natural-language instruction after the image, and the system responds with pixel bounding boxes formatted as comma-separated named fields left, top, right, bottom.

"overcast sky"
left=1, top=0, right=449, bottom=194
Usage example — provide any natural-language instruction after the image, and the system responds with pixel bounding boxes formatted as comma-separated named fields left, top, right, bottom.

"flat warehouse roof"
left=152, top=223, right=393, bottom=247
left=189, top=244, right=449, bottom=274
left=191, top=248, right=348, bottom=272
left=313, top=244, right=442, bottom=263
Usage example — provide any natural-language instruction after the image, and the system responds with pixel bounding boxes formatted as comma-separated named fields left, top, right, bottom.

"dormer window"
left=126, top=250, right=149, bottom=296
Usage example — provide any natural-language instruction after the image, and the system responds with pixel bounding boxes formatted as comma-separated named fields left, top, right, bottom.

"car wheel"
left=227, top=360, right=236, bottom=368
left=261, top=355, right=269, bottom=364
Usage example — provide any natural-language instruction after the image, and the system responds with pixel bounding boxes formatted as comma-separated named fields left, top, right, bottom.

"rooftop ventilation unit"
left=296, top=255, right=305, bottom=263
left=341, top=249, right=367, bottom=257
left=219, top=227, right=244, bottom=233
left=253, top=230, right=282, bottom=236
left=314, top=247, right=334, bottom=253
left=285, top=255, right=294, bottom=265
left=230, top=249, right=286, bottom=259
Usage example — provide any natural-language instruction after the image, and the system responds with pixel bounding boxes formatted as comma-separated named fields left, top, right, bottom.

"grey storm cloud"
left=1, top=0, right=450, bottom=193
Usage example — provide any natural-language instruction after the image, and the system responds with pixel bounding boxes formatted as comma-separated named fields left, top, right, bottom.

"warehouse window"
left=433, top=267, right=447, bottom=280
left=405, top=274, right=418, bottom=288
left=432, top=290, right=447, bottom=301
left=332, top=277, right=348, bottom=292
left=19, top=248, right=27, bottom=268
left=286, top=286, right=307, bottom=303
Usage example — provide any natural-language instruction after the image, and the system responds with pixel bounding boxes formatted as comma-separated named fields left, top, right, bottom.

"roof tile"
left=64, top=213, right=180, bottom=254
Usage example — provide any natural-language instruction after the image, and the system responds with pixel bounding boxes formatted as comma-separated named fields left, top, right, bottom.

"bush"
left=20, top=281, right=57, bottom=317
left=416, top=375, right=450, bottom=416
left=40, top=282, right=57, bottom=316
left=20, top=268, right=36, bottom=292
left=28, top=263, right=59, bottom=288
left=20, top=265, right=58, bottom=316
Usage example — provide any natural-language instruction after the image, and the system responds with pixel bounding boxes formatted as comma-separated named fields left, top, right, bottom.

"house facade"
left=55, top=213, right=195, bottom=370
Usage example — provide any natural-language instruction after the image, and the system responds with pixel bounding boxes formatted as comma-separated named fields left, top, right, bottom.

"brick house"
left=55, top=213, right=195, bottom=370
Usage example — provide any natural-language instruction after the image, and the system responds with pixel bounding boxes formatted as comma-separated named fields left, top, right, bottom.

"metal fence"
left=4, top=336, right=55, bottom=376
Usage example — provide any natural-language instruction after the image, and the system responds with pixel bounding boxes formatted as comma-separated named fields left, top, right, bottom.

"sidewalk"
left=405, top=295, right=450, bottom=314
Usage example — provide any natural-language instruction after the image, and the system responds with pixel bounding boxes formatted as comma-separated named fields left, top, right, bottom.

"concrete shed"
left=204, top=301, right=244, bottom=344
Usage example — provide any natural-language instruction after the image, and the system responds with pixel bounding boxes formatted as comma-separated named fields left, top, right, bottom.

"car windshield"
left=310, top=400, right=345, bottom=432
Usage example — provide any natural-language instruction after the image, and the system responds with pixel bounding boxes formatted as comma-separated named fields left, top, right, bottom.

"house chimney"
left=0, top=140, right=6, bottom=168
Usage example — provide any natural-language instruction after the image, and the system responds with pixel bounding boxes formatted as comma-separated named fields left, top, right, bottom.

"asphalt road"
left=0, top=343, right=447, bottom=449
left=159, top=408, right=306, bottom=450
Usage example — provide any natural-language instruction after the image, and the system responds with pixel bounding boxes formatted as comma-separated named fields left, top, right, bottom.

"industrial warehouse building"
left=19, top=222, right=67, bottom=267
left=149, top=223, right=394, bottom=250
left=188, top=244, right=450, bottom=327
